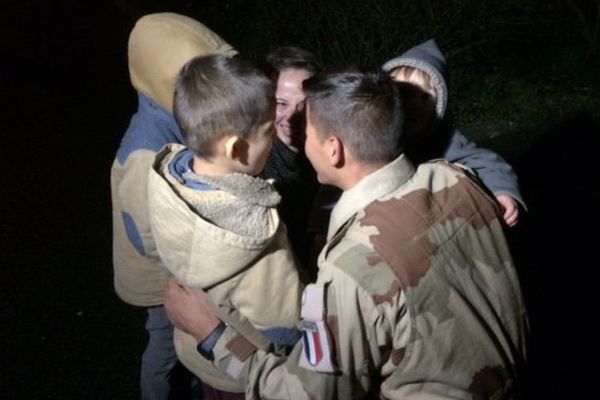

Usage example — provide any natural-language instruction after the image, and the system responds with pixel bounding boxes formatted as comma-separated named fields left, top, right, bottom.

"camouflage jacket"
left=209, top=154, right=529, bottom=399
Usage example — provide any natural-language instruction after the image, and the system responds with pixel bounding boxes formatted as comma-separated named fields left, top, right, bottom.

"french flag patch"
left=298, top=284, right=335, bottom=373
left=301, top=321, right=322, bottom=366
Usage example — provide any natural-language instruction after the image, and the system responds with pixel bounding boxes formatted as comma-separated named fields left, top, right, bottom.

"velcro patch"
left=298, top=284, right=336, bottom=373
left=225, top=333, right=257, bottom=362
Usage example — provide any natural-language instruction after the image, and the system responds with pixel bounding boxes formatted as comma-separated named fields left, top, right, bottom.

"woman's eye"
left=295, top=99, right=306, bottom=112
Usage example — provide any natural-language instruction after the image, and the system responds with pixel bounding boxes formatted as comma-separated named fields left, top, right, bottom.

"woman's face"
left=275, top=68, right=312, bottom=153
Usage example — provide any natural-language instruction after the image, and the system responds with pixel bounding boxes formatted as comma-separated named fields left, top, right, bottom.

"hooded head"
left=128, top=12, right=238, bottom=113
left=382, top=39, right=448, bottom=119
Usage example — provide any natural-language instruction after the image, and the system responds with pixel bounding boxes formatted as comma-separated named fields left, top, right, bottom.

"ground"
left=1, top=1, right=600, bottom=399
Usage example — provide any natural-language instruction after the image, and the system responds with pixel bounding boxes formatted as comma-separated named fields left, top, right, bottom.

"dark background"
left=1, top=1, right=600, bottom=398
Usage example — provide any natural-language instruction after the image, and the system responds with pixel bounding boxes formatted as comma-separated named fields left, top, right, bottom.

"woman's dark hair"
left=264, top=46, right=322, bottom=80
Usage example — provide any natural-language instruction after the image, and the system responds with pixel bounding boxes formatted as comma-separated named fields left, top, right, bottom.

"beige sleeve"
left=112, top=151, right=170, bottom=306
left=118, top=150, right=162, bottom=262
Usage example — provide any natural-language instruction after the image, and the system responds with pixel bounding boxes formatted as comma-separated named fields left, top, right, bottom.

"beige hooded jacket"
left=148, top=144, right=303, bottom=391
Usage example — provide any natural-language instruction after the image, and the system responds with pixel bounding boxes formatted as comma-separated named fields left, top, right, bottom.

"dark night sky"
left=2, top=1, right=600, bottom=399
left=2, top=2, right=146, bottom=398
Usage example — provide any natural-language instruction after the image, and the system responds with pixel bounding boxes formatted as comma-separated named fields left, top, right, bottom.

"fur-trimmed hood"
left=382, top=39, right=448, bottom=119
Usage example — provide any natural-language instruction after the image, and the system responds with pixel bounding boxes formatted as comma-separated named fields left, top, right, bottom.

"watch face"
left=196, top=321, right=227, bottom=361
left=196, top=340, right=214, bottom=361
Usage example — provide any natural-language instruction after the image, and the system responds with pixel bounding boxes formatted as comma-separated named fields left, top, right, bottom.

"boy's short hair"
left=391, top=66, right=439, bottom=137
left=174, top=55, right=275, bottom=157
left=264, top=46, right=322, bottom=80
left=304, top=68, right=404, bottom=163
left=390, top=66, right=437, bottom=99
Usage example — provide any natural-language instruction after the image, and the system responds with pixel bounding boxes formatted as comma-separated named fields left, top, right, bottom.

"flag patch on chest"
left=298, top=283, right=336, bottom=373
left=301, top=320, right=323, bottom=366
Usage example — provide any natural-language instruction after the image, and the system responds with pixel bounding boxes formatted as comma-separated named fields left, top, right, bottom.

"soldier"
left=164, top=68, right=529, bottom=399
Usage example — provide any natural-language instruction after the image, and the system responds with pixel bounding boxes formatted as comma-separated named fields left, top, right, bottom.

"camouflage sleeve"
left=209, top=256, right=409, bottom=399
left=210, top=321, right=336, bottom=399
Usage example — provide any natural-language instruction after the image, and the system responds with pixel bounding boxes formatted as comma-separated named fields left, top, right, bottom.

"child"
left=382, top=39, right=526, bottom=226
left=110, top=12, right=237, bottom=399
left=147, top=55, right=303, bottom=397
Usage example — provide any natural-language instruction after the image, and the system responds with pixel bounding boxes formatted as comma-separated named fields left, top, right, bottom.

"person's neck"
left=192, top=156, right=236, bottom=176
left=337, top=160, right=387, bottom=191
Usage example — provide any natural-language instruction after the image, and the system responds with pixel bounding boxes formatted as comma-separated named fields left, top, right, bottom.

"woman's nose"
left=275, top=110, right=287, bottom=123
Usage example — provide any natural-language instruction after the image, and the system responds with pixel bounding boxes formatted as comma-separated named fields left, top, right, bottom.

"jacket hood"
left=382, top=39, right=448, bottom=119
left=148, top=144, right=282, bottom=288
left=128, top=12, right=238, bottom=113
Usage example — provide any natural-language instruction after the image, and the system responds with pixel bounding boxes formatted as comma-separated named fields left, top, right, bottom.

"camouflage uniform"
left=208, top=155, right=529, bottom=399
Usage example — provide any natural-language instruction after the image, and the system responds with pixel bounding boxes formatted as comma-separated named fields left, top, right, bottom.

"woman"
left=260, top=46, right=322, bottom=271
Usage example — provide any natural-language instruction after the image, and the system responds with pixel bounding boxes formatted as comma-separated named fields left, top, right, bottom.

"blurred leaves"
left=180, top=0, right=599, bottom=159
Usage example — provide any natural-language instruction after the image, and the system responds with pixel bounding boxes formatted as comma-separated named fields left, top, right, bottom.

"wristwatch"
left=196, top=321, right=227, bottom=361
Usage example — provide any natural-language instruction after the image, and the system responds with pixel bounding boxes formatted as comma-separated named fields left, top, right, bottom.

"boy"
left=382, top=39, right=526, bottom=226
left=147, top=55, right=303, bottom=397
left=110, top=12, right=237, bottom=399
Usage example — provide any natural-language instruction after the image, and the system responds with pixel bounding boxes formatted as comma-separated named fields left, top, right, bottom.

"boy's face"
left=244, top=120, right=276, bottom=175
left=394, top=81, right=437, bottom=137
left=390, top=68, right=437, bottom=137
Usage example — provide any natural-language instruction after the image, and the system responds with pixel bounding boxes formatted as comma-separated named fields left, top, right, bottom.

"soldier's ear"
left=328, top=135, right=344, bottom=167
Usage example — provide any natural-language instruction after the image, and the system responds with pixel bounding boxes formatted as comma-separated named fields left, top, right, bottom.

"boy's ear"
left=224, top=135, right=249, bottom=164
left=224, top=135, right=239, bottom=160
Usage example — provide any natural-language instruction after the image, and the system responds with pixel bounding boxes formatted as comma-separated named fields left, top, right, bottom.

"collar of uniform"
left=327, top=154, right=415, bottom=241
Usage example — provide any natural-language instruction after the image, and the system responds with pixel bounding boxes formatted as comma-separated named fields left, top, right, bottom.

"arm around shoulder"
left=208, top=260, right=404, bottom=399
left=444, top=129, right=526, bottom=210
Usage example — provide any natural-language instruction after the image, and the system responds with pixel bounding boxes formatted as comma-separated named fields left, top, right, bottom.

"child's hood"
left=128, top=12, right=237, bottom=113
left=382, top=39, right=448, bottom=119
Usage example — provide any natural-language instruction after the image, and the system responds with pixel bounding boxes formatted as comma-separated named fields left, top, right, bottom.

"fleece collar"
left=382, top=39, right=448, bottom=119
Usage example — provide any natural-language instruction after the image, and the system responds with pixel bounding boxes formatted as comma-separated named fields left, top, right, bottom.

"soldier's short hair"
left=174, top=54, right=275, bottom=158
left=304, top=68, right=404, bottom=163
